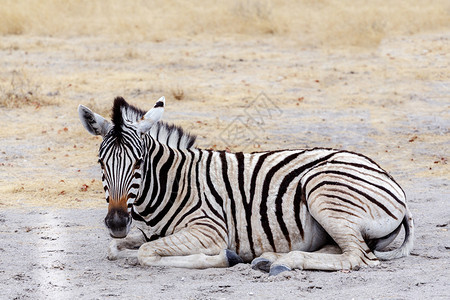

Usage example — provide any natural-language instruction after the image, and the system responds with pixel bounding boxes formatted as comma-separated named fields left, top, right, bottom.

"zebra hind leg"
left=267, top=227, right=379, bottom=275
left=314, top=244, right=342, bottom=254
left=251, top=252, right=282, bottom=273
left=251, top=244, right=342, bottom=274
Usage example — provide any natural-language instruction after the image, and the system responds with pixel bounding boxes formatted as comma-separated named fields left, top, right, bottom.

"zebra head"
left=78, top=97, right=165, bottom=238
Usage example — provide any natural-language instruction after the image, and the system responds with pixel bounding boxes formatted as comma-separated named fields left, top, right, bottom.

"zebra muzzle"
left=104, top=208, right=132, bottom=238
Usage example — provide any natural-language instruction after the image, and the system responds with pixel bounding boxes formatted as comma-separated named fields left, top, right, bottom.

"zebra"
left=78, top=96, right=414, bottom=275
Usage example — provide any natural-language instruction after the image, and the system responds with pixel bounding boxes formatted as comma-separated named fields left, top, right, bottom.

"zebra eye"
left=133, top=158, right=143, bottom=170
left=98, top=159, right=105, bottom=169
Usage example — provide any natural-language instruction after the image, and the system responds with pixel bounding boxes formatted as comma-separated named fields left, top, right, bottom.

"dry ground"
left=0, top=1, right=449, bottom=299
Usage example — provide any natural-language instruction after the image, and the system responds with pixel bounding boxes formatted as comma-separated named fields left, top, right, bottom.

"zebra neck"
left=199, top=150, right=238, bottom=222
left=133, top=141, right=199, bottom=236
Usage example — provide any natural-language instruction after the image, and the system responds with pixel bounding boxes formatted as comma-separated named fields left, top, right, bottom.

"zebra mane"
left=111, top=97, right=196, bottom=149
left=147, top=122, right=197, bottom=149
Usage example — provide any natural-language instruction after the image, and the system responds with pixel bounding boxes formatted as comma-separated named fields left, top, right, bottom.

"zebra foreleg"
left=107, top=228, right=146, bottom=260
left=137, top=227, right=241, bottom=269
left=138, top=250, right=241, bottom=269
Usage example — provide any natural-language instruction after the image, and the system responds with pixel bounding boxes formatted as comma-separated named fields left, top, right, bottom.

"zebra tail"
left=374, top=205, right=415, bottom=261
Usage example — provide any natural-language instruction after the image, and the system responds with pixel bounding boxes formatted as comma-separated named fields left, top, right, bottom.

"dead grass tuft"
left=84, top=98, right=112, bottom=118
left=171, top=86, right=185, bottom=101
left=0, top=70, right=57, bottom=108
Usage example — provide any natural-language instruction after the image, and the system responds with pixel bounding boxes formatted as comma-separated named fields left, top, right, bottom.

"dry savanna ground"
left=0, top=1, right=449, bottom=299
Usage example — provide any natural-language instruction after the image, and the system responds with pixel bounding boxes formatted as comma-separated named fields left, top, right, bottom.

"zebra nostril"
left=112, top=211, right=127, bottom=228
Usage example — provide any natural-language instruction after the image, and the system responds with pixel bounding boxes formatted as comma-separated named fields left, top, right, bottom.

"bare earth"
left=0, top=32, right=449, bottom=299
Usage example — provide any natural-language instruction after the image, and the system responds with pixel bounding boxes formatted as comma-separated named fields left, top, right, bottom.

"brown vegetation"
left=0, top=0, right=448, bottom=47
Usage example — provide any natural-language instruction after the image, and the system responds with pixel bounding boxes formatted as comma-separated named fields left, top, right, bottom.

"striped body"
left=132, top=142, right=406, bottom=263
left=78, top=97, right=414, bottom=273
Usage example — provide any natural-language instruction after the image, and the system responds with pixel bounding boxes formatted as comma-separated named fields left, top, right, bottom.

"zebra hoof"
left=269, top=264, right=291, bottom=276
left=107, top=240, right=119, bottom=260
left=225, top=249, right=243, bottom=267
left=251, top=257, right=272, bottom=273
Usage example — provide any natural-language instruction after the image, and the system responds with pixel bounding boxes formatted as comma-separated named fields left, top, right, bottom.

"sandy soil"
left=0, top=31, right=449, bottom=299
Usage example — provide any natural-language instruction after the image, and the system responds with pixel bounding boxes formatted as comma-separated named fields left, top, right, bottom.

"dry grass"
left=0, top=70, right=57, bottom=108
left=0, top=0, right=448, bottom=47
left=0, top=178, right=104, bottom=208
left=171, top=86, right=185, bottom=101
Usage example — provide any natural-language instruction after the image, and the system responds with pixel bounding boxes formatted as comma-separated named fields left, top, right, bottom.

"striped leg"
left=138, top=250, right=239, bottom=269
left=258, top=226, right=378, bottom=274
left=253, top=231, right=378, bottom=275
left=253, top=193, right=381, bottom=274
left=251, top=246, right=342, bottom=274
left=137, top=226, right=240, bottom=269
left=269, top=234, right=379, bottom=275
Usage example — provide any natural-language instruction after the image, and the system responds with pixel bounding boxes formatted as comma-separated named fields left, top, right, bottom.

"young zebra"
left=78, top=97, right=414, bottom=275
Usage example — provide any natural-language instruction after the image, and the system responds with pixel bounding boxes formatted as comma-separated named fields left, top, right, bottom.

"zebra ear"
left=78, top=105, right=112, bottom=137
left=137, top=96, right=165, bottom=135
